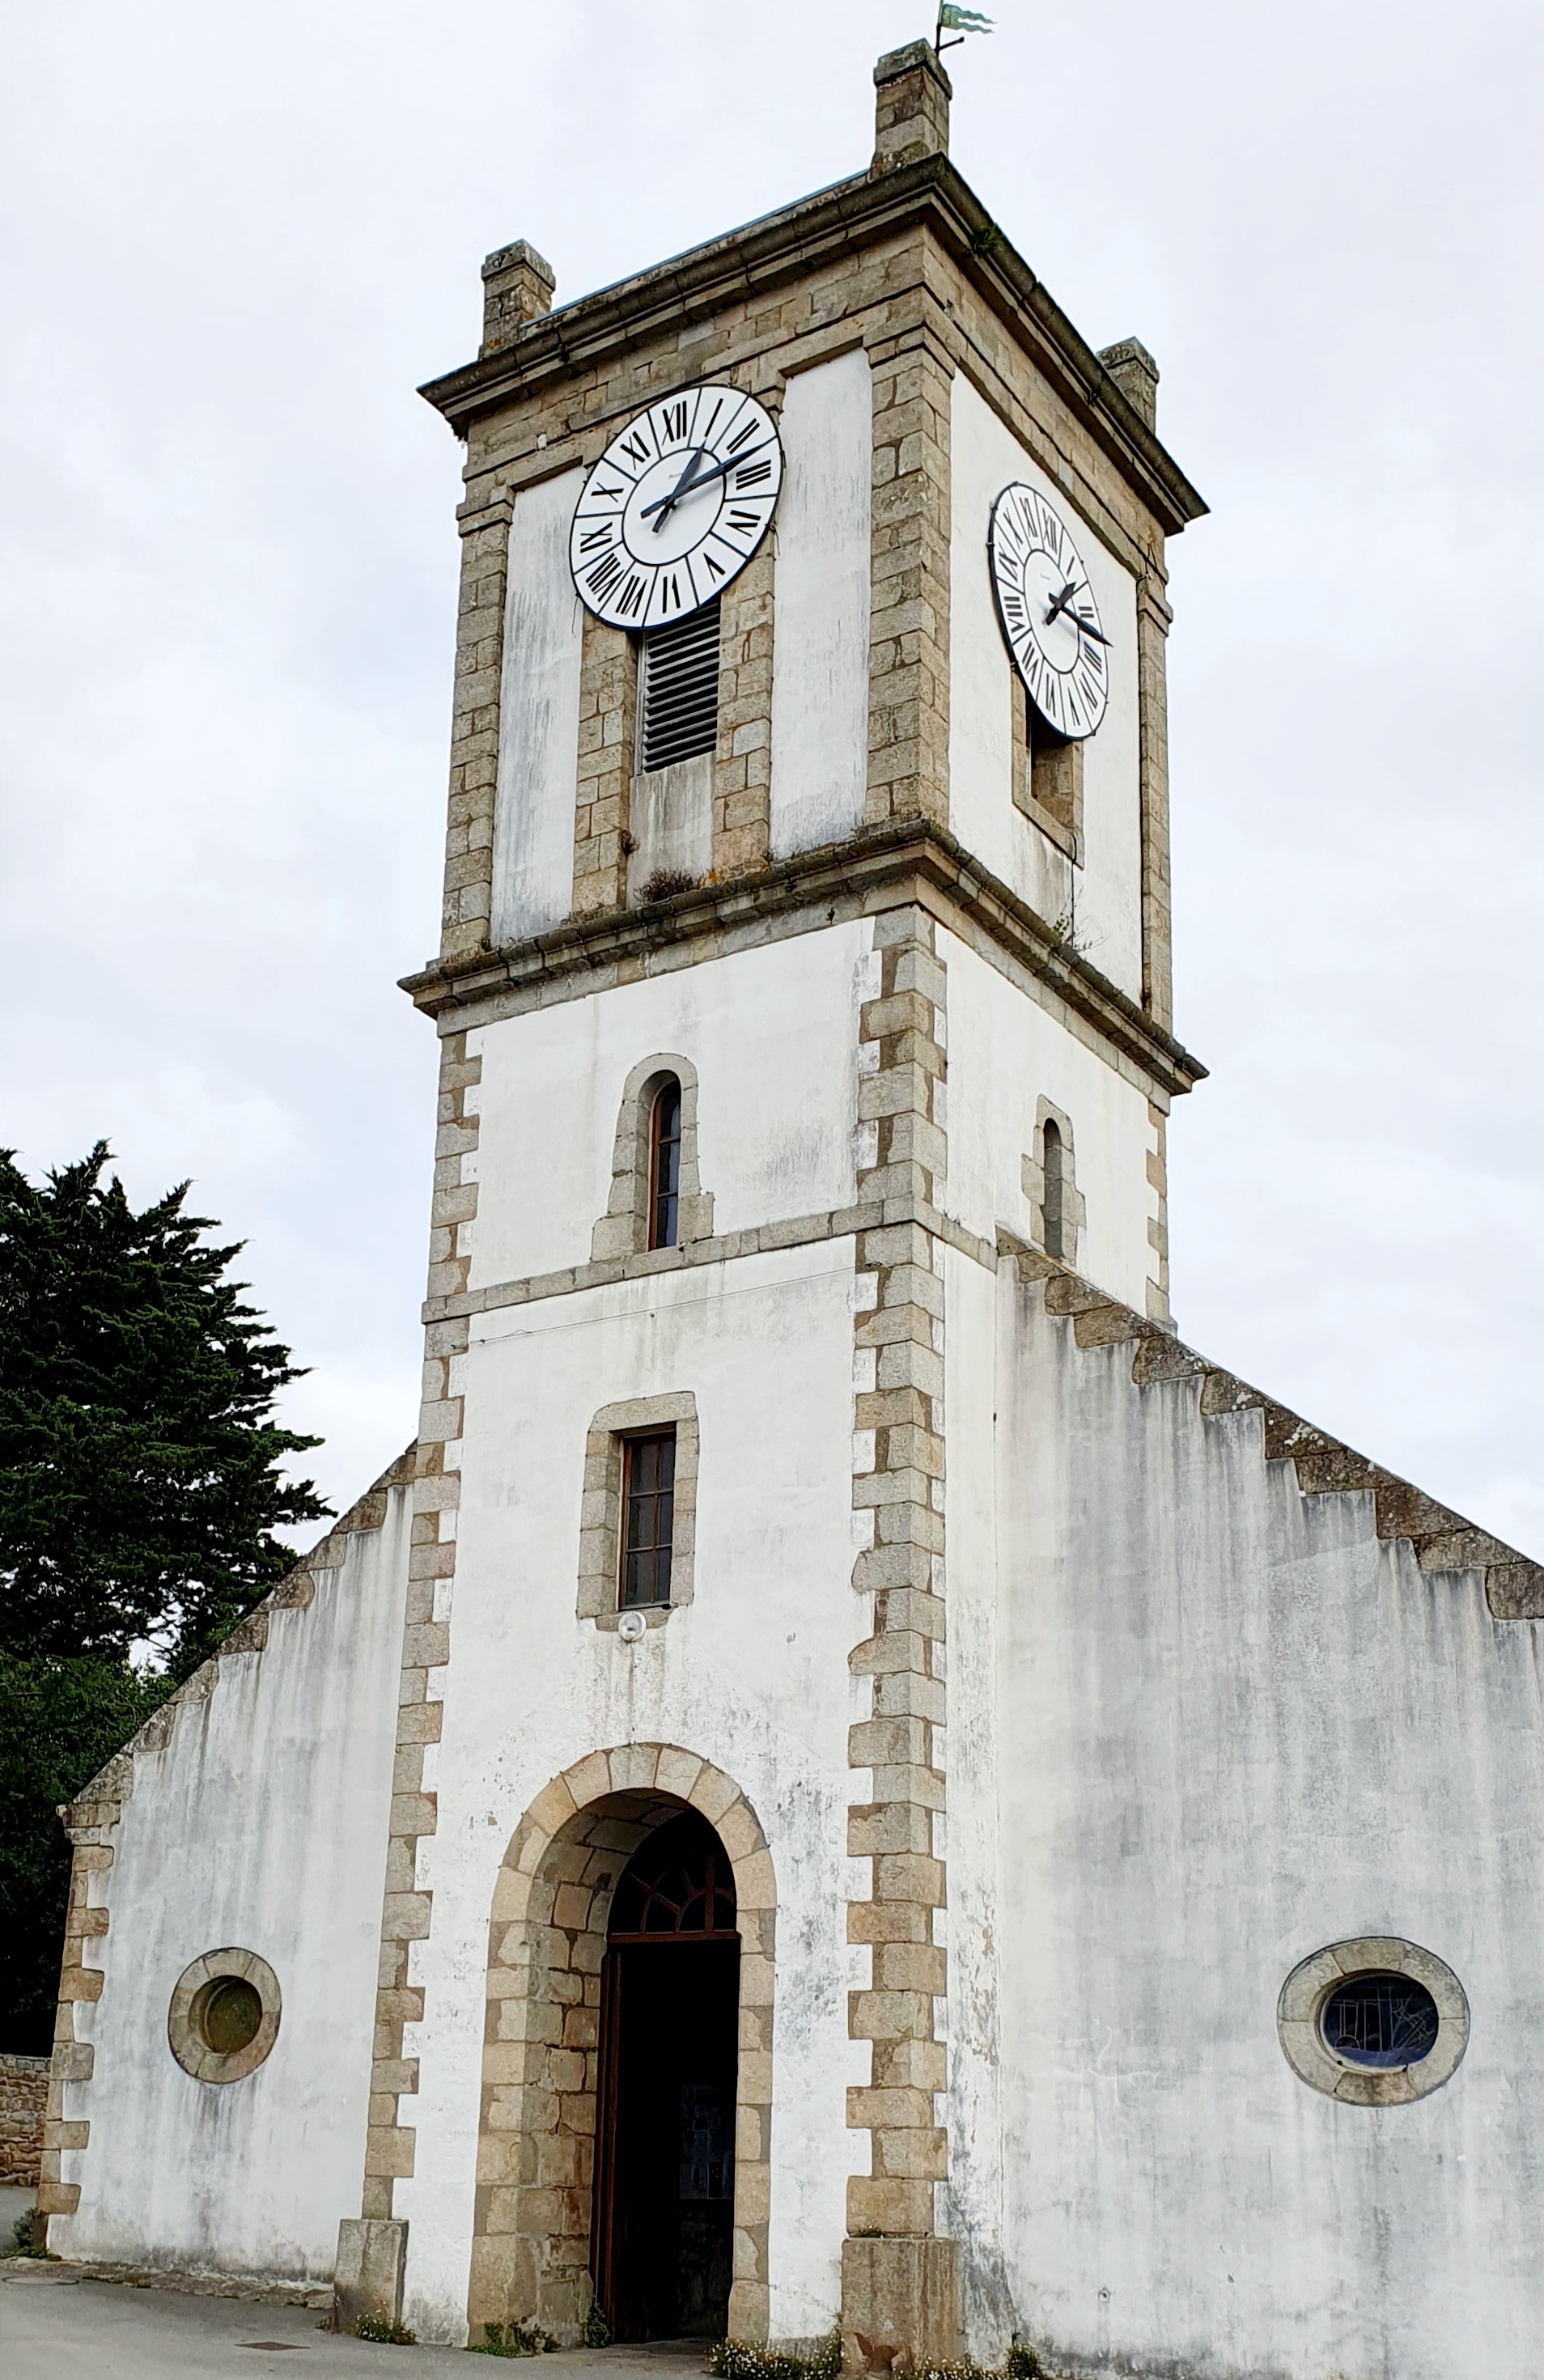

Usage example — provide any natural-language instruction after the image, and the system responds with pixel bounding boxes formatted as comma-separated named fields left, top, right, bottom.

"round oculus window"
left=193, top=1975, right=264, bottom=2056
left=168, top=1949, right=281, bottom=2084
left=1277, top=1937, right=1468, bottom=2105
left=1319, top=1971, right=1439, bottom=2070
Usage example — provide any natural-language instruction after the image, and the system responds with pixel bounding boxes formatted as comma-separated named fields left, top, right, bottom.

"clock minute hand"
left=638, top=437, right=775, bottom=521
left=647, top=445, right=710, bottom=535
left=1044, top=581, right=1113, bottom=647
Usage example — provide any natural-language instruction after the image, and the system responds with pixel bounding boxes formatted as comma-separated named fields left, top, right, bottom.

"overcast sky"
left=2, top=0, right=1540, bottom=1556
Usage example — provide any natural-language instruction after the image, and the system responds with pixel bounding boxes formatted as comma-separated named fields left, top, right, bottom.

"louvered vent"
left=638, top=598, right=721, bottom=774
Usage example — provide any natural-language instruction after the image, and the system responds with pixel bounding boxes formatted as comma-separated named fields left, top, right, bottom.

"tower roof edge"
left=418, top=158, right=1207, bottom=536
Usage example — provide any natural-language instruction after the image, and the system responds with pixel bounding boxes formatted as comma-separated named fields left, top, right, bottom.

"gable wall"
left=47, top=1481, right=413, bottom=2282
left=942, top=1265, right=1544, bottom=2378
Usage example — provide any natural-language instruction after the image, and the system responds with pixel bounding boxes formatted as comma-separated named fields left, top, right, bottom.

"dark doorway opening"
left=592, top=1809, right=740, bottom=2341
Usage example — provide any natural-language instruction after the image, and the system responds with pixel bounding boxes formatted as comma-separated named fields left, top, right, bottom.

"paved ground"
left=0, top=2266, right=713, bottom=2380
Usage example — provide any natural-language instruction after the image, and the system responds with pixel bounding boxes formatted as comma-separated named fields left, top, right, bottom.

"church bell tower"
left=372, top=37, right=1207, bottom=2356
left=43, top=49, right=1544, bottom=2380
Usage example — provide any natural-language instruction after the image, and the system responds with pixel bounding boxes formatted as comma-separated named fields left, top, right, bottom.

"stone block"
left=333, top=2217, right=408, bottom=2335
left=840, top=2230, right=959, bottom=2368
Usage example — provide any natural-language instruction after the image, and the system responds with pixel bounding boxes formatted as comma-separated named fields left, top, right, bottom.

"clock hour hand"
left=638, top=437, right=776, bottom=522
left=1043, top=579, right=1113, bottom=646
left=647, top=446, right=710, bottom=534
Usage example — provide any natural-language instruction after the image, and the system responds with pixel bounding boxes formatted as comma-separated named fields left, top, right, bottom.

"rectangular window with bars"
left=637, top=597, right=721, bottom=774
left=620, top=1428, right=676, bottom=1608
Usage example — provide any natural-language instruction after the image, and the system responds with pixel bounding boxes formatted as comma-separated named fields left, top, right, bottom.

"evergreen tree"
left=0, top=1655, right=176, bottom=2052
left=0, top=1142, right=329, bottom=1672
left=0, top=1144, right=331, bottom=2047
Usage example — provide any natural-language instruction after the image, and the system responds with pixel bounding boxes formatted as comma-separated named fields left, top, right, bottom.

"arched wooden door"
left=592, top=1809, right=740, bottom=2340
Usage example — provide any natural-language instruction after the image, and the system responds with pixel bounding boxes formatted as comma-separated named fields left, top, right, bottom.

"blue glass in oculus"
left=1321, top=1972, right=1439, bottom=2068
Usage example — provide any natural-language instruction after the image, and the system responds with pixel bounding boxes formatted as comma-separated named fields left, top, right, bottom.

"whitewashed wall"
left=936, top=1249, right=1014, bottom=2340
left=491, top=467, right=585, bottom=946
left=948, top=375, right=1143, bottom=1005
left=769, top=350, right=872, bottom=858
left=940, top=927, right=1160, bottom=1313
left=466, top=921, right=869, bottom=1291
left=53, top=1488, right=412, bottom=2280
left=396, top=1243, right=867, bottom=2344
left=961, top=1271, right=1544, bottom=2379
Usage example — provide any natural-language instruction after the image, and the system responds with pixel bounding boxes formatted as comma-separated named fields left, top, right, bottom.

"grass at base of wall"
left=468, top=2320, right=560, bottom=2357
left=709, top=2339, right=1046, bottom=2380
left=711, top=2340, right=843, bottom=2380
left=355, top=2314, right=418, bottom=2344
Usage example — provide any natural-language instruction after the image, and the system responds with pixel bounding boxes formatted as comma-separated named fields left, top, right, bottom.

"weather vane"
left=935, top=4, right=994, bottom=54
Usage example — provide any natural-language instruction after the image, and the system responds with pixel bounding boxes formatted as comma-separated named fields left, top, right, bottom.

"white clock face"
left=570, top=385, right=783, bottom=631
left=988, top=482, right=1111, bottom=742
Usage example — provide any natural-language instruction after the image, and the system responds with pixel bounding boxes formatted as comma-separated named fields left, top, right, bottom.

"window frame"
left=1278, top=1937, right=1470, bottom=2106
left=577, top=1393, right=699, bottom=1629
left=619, top=1427, right=677, bottom=1610
left=590, top=1056, right=714, bottom=1265
left=1023, top=1097, right=1086, bottom=1269
left=1041, top=1117, right=1066, bottom=1260
left=648, top=1078, right=682, bottom=1251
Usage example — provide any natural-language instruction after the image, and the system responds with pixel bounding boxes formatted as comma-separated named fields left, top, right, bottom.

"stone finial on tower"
left=1099, top=337, right=1160, bottom=430
left=480, top=240, right=557, bottom=356
left=872, top=40, right=952, bottom=176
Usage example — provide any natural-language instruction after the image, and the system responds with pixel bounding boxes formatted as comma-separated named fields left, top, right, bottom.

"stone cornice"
left=418, top=157, right=1207, bottom=540
left=397, top=816, right=1209, bottom=1102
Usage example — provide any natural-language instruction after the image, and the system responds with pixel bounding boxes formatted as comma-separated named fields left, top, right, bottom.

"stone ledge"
left=401, top=815, right=1207, bottom=1105
left=999, top=1231, right=1544, bottom=1622
left=426, top=1196, right=998, bottom=1326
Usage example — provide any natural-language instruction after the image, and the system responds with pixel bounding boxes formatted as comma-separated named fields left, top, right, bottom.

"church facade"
left=36, top=46, right=1544, bottom=2380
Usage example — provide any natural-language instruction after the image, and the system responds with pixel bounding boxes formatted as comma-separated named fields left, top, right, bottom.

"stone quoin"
left=35, top=43, right=1544, bottom=2380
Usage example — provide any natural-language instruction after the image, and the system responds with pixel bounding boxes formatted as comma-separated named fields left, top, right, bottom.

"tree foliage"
left=0, top=1656, right=177, bottom=2054
left=0, top=1144, right=333, bottom=2047
left=0, top=1143, right=329, bottom=1674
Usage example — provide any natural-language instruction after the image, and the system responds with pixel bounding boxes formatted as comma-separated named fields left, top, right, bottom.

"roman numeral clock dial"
left=569, top=385, right=783, bottom=630
left=989, top=482, right=1112, bottom=742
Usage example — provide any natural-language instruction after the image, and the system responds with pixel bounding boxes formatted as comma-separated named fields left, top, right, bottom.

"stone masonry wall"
left=843, top=901, right=961, bottom=2365
left=358, top=1026, right=481, bottom=2226
left=0, top=2054, right=48, bottom=2187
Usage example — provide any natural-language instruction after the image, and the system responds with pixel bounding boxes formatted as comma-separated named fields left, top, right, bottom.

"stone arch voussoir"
left=468, top=1744, right=774, bottom=2348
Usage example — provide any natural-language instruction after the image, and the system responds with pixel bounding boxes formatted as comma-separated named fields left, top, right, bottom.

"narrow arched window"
left=649, top=1077, right=682, bottom=1250
left=1042, top=1118, right=1066, bottom=1260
